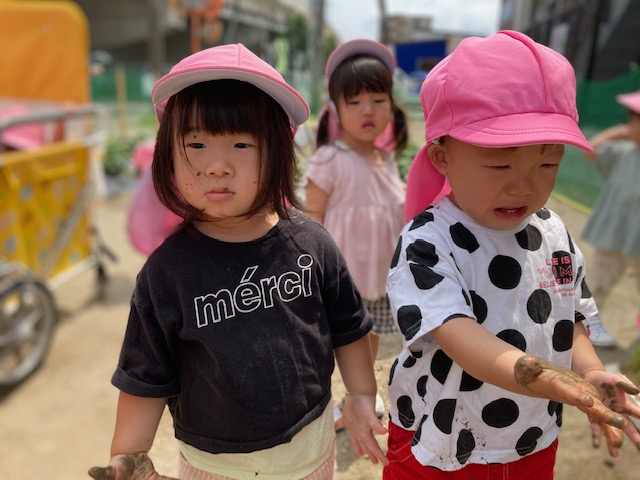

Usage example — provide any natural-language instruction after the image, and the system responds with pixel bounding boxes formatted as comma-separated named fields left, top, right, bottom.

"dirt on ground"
left=1, top=115, right=639, bottom=479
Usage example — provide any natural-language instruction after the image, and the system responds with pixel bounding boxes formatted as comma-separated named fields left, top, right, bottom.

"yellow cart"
left=0, top=1, right=114, bottom=387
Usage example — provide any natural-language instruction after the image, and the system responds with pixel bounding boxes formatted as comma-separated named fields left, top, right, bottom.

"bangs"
left=329, top=55, right=393, bottom=100
left=171, top=79, right=271, bottom=137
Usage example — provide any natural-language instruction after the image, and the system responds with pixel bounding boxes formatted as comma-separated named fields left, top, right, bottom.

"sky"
left=324, top=0, right=502, bottom=41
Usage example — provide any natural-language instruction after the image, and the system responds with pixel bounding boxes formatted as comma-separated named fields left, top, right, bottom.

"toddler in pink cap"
left=89, top=43, right=386, bottom=480
left=385, top=30, right=640, bottom=479
left=304, top=38, right=408, bottom=431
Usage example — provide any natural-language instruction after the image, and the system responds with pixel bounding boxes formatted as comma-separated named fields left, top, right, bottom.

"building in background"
left=499, top=0, right=640, bottom=81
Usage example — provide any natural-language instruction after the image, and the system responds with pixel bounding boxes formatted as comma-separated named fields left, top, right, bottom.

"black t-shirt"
left=112, top=215, right=372, bottom=453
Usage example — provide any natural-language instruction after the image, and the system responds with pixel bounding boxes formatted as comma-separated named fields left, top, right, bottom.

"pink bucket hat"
left=616, top=90, right=640, bottom=115
left=325, top=38, right=396, bottom=78
left=152, top=43, right=309, bottom=128
left=404, top=30, right=593, bottom=221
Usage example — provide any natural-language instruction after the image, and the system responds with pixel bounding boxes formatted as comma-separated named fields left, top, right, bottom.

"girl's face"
left=430, top=137, right=564, bottom=229
left=336, top=91, right=391, bottom=149
left=173, top=129, right=263, bottom=230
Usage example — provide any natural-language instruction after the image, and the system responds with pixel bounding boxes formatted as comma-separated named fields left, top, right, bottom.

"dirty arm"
left=88, top=393, right=170, bottom=480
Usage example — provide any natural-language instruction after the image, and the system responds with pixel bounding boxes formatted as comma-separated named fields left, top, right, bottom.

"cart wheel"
left=0, top=280, right=57, bottom=388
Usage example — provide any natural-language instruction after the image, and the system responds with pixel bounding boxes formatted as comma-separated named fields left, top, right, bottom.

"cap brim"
left=616, top=92, right=640, bottom=115
left=152, top=68, right=309, bottom=127
left=404, top=145, right=451, bottom=222
left=446, top=112, right=594, bottom=154
left=325, top=39, right=395, bottom=78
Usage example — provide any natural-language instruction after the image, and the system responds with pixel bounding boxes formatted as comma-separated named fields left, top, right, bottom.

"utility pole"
left=378, top=0, right=388, bottom=44
left=308, top=0, right=325, bottom=115
left=147, top=0, right=165, bottom=81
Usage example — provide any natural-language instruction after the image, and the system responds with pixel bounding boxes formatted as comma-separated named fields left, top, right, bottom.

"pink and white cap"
left=405, top=30, right=593, bottom=221
left=616, top=90, right=640, bottom=115
left=152, top=43, right=309, bottom=129
left=325, top=38, right=396, bottom=78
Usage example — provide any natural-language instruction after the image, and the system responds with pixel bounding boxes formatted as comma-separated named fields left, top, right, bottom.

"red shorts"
left=383, top=421, right=557, bottom=479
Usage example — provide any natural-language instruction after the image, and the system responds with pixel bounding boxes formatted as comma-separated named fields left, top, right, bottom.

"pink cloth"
left=305, top=141, right=405, bottom=299
left=127, top=163, right=182, bottom=256
left=131, top=139, right=156, bottom=175
left=0, top=104, right=45, bottom=150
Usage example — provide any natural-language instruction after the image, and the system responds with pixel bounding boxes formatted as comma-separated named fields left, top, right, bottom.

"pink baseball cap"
left=616, top=90, right=640, bottom=115
left=325, top=38, right=396, bottom=78
left=152, top=43, right=309, bottom=128
left=405, top=30, right=593, bottom=221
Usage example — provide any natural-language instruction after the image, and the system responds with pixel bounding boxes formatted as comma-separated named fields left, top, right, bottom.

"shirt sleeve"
left=305, top=147, right=337, bottom=195
left=571, top=238, right=599, bottom=324
left=387, top=221, right=475, bottom=350
left=310, top=221, right=373, bottom=348
left=111, top=265, right=181, bottom=398
left=595, top=141, right=630, bottom=179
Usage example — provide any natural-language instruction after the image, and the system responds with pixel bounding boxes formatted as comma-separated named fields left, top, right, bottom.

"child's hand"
left=88, top=453, right=177, bottom=480
left=581, top=369, right=640, bottom=457
left=514, top=355, right=640, bottom=456
left=341, top=393, right=389, bottom=466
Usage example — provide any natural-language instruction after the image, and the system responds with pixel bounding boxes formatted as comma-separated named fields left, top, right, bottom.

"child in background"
left=385, top=30, right=640, bottom=479
left=579, top=90, right=640, bottom=347
left=88, top=43, right=387, bottom=480
left=304, top=38, right=408, bottom=429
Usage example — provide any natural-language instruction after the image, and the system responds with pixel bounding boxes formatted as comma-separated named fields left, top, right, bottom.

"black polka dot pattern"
left=482, top=398, right=520, bottom=428
left=397, top=305, right=422, bottom=341
left=516, top=427, right=543, bottom=456
left=552, top=320, right=574, bottom=352
left=386, top=201, right=595, bottom=468
left=397, top=395, right=415, bottom=429
left=470, top=291, right=487, bottom=324
left=527, top=289, right=552, bottom=324
left=515, top=224, right=543, bottom=251
left=456, top=429, right=476, bottom=464
left=450, top=223, right=480, bottom=253
left=496, top=329, right=527, bottom=351
left=431, top=350, right=453, bottom=384
left=433, top=398, right=457, bottom=434
left=488, top=255, right=522, bottom=289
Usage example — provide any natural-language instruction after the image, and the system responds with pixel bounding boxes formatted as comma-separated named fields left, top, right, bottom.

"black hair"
left=152, top=79, right=300, bottom=222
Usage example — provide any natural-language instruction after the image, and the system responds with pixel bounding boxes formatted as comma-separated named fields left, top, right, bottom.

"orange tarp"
left=0, top=1, right=90, bottom=103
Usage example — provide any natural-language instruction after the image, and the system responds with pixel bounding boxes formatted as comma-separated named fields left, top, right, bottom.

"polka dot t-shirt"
left=386, top=198, right=598, bottom=470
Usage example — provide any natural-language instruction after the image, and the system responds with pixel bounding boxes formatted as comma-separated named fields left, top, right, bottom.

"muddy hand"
left=514, top=355, right=627, bottom=429
left=583, top=370, right=640, bottom=456
left=88, top=453, right=178, bottom=480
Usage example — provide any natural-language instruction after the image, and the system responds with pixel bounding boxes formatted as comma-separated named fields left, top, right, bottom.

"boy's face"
left=429, top=137, right=564, bottom=229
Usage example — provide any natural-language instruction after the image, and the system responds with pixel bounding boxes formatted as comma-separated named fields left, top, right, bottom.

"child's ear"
left=428, top=143, right=448, bottom=175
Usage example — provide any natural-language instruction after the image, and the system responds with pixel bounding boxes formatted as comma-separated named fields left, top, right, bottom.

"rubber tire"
left=0, top=280, right=57, bottom=388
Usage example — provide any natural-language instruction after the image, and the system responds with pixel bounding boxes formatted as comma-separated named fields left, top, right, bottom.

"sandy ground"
left=0, top=186, right=638, bottom=480
left=1, top=114, right=639, bottom=478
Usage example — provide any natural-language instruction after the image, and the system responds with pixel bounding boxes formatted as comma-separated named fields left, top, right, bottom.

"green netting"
left=554, top=67, right=640, bottom=211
